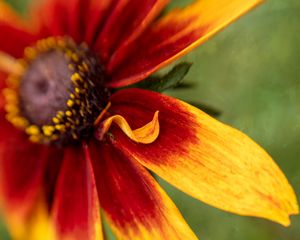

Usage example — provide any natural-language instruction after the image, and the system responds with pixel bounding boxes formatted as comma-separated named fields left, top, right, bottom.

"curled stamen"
left=95, top=111, right=160, bottom=144
left=0, top=51, right=24, bottom=75
left=94, top=102, right=111, bottom=126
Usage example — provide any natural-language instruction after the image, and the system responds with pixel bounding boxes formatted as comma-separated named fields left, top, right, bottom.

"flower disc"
left=4, top=37, right=110, bottom=145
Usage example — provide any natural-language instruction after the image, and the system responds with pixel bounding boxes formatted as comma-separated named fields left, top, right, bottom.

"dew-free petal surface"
left=108, top=0, right=263, bottom=87
left=90, top=141, right=198, bottom=240
left=0, top=1, right=37, bottom=57
left=51, top=144, right=103, bottom=240
left=109, top=88, right=299, bottom=226
left=0, top=113, right=55, bottom=239
left=94, top=0, right=168, bottom=63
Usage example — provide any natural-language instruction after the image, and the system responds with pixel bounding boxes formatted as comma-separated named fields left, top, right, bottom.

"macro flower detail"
left=0, top=0, right=298, bottom=240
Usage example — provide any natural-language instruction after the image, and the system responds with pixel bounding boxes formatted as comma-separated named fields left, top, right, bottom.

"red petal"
left=108, top=0, right=262, bottom=87
left=43, top=147, right=64, bottom=211
left=51, top=144, right=103, bottom=240
left=94, top=0, right=168, bottom=63
left=37, top=0, right=117, bottom=45
left=107, top=88, right=298, bottom=226
left=36, top=0, right=89, bottom=42
left=33, top=0, right=101, bottom=43
left=84, top=0, right=116, bottom=46
left=90, top=141, right=198, bottom=240
left=0, top=71, right=7, bottom=110
left=0, top=2, right=37, bottom=57
left=0, top=113, right=49, bottom=226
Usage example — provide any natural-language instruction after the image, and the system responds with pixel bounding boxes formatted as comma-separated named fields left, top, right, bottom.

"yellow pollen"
left=24, top=47, right=38, bottom=59
left=78, top=65, right=85, bottom=72
left=46, top=37, right=56, bottom=47
left=42, top=126, right=55, bottom=136
left=57, top=111, right=64, bottom=118
left=52, top=117, right=60, bottom=124
left=68, top=64, right=75, bottom=71
left=65, top=111, right=72, bottom=117
left=50, top=134, right=59, bottom=141
left=29, top=135, right=41, bottom=143
left=26, top=125, right=40, bottom=135
left=0, top=51, right=24, bottom=75
left=36, top=40, right=48, bottom=51
left=11, top=117, right=29, bottom=128
left=55, top=124, right=66, bottom=132
left=5, top=104, right=19, bottom=114
left=6, top=76, right=20, bottom=88
left=82, top=62, right=89, bottom=71
left=75, top=88, right=81, bottom=94
left=65, top=50, right=73, bottom=59
left=67, top=99, right=74, bottom=107
left=3, top=89, right=18, bottom=103
left=71, top=53, right=79, bottom=62
left=3, top=36, right=109, bottom=145
left=57, top=39, right=67, bottom=47
left=71, top=73, right=82, bottom=83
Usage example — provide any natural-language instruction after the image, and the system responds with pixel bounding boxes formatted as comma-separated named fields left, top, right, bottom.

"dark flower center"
left=20, top=50, right=73, bottom=126
left=4, top=37, right=110, bottom=146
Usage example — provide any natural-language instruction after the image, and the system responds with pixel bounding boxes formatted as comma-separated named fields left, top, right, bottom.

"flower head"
left=0, top=0, right=298, bottom=239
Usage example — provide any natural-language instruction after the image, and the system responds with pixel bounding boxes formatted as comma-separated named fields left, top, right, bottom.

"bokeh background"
left=1, top=0, right=300, bottom=239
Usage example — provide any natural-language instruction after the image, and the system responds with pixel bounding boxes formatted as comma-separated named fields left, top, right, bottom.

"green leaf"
left=130, top=62, right=192, bottom=92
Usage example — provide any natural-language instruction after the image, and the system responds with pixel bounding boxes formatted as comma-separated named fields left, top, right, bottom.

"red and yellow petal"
left=108, top=0, right=263, bottom=87
left=7, top=195, right=56, bottom=240
left=0, top=113, right=55, bottom=238
left=107, top=88, right=299, bottom=226
left=0, top=1, right=37, bottom=57
left=0, top=119, right=44, bottom=219
left=51, top=144, right=103, bottom=240
left=0, top=1, right=22, bottom=24
left=16, top=148, right=64, bottom=240
left=89, top=141, right=198, bottom=240
left=94, top=0, right=169, bottom=63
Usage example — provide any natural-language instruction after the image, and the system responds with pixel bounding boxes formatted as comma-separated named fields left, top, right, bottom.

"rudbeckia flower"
left=0, top=0, right=298, bottom=239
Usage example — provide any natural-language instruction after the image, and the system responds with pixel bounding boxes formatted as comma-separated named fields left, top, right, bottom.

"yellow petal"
left=96, top=111, right=160, bottom=144
left=0, top=1, right=23, bottom=25
left=5, top=195, right=56, bottom=240
left=0, top=1, right=37, bottom=57
left=109, top=88, right=299, bottom=226
left=109, top=0, right=264, bottom=87
left=0, top=51, right=23, bottom=74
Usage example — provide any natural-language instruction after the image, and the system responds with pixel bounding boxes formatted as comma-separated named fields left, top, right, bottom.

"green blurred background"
left=1, top=0, right=300, bottom=239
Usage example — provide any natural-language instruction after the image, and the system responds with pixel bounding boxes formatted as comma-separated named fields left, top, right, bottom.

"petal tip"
left=279, top=218, right=291, bottom=227
left=273, top=197, right=299, bottom=227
